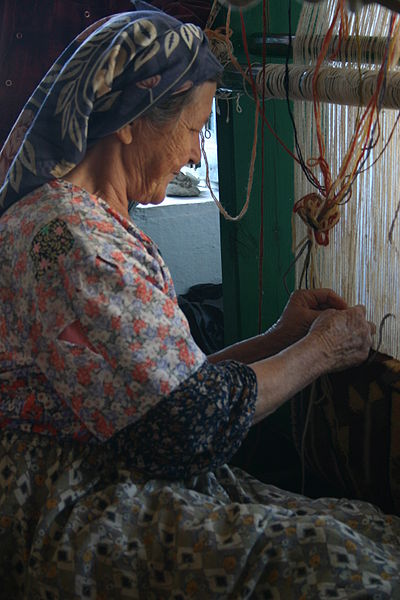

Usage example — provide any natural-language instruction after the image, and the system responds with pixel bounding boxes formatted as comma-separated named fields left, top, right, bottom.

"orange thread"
left=295, top=2, right=399, bottom=247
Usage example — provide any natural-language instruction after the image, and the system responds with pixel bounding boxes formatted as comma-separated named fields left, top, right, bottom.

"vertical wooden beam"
left=217, top=1, right=301, bottom=344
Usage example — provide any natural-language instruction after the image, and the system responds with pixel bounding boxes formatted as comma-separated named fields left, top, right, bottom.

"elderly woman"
left=0, top=3, right=399, bottom=599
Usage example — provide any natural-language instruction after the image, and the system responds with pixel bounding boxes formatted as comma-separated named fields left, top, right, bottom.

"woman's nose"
left=189, top=135, right=202, bottom=166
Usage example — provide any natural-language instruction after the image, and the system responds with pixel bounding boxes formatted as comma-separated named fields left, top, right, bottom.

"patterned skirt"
left=1, top=430, right=400, bottom=600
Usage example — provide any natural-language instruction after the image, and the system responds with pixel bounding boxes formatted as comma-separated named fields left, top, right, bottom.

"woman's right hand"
left=249, top=304, right=375, bottom=423
left=250, top=303, right=375, bottom=423
left=307, top=304, right=375, bottom=372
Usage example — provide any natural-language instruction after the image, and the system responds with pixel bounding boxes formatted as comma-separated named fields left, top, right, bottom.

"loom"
left=223, top=0, right=400, bottom=12
left=215, top=0, right=400, bottom=360
left=211, top=0, right=400, bottom=510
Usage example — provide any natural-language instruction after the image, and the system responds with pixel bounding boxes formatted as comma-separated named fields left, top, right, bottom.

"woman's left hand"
left=208, top=288, right=349, bottom=365
left=269, top=288, right=348, bottom=349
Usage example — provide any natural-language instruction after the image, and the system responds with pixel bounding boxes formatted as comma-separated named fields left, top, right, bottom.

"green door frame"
left=215, top=1, right=301, bottom=345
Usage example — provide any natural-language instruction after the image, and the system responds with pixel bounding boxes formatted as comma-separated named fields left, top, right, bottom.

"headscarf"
left=0, top=1, right=223, bottom=217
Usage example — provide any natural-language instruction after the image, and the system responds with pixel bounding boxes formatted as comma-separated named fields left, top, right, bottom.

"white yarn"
left=293, top=1, right=400, bottom=359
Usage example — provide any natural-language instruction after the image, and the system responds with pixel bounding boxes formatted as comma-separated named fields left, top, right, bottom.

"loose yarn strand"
left=257, top=0, right=268, bottom=333
left=201, top=102, right=259, bottom=221
left=294, top=0, right=400, bottom=359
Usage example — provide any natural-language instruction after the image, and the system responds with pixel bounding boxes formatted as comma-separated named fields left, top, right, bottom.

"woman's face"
left=126, top=81, right=217, bottom=205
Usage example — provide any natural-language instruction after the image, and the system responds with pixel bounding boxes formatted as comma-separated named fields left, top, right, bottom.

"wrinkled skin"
left=268, top=289, right=375, bottom=372
left=271, top=288, right=349, bottom=349
left=308, top=303, right=374, bottom=372
left=249, top=288, right=375, bottom=422
left=64, top=82, right=217, bottom=217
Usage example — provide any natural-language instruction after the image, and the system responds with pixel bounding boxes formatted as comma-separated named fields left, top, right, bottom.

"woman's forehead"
left=186, top=82, right=216, bottom=116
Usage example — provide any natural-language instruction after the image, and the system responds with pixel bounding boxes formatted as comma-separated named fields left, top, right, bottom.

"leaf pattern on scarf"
left=180, top=24, right=194, bottom=50
left=133, top=20, right=157, bottom=47
left=19, top=140, right=36, bottom=175
left=9, top=160, right=23, bottom=192
left=134, top=42, right=160, bottom=71
left=94, top=91, right=123, bottom=113
left=56, top=81, right=76, bottom=116
left=61, top=105, right=72, bottom=140
left=0, top=10, right=223, bottom=215
left=70, top=115, right=83, bottom=152
left=186, top=23, right=203, bottom=40
left=165, top=30, right=180, bottom=58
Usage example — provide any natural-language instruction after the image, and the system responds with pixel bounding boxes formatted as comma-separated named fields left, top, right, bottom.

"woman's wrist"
left=250, top=333, right=327, bottom=423
left=208, top=326, right=289, bottom=365
left=208, top=318, right=321, bottom=367
left=257, top=323, right=288, bottom=358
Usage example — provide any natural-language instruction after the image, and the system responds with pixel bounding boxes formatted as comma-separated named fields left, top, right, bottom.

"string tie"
left=205, top=26, right=234, bottom=67
left=293, top=192, right=341, bottom=246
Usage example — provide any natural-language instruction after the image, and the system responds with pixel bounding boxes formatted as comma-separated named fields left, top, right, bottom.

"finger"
left=305, top=288, right=348, bottom=310
left=354, top=304, right=367, bottom=316
left=369, top=320, right=376, bottom=336
left=320, top=289, right=348, bottom=310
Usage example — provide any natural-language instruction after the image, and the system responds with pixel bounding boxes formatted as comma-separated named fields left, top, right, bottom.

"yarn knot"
left=294, top=192, right=340, bottom=246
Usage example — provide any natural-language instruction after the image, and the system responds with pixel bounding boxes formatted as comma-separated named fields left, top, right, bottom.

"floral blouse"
left=0, top=179, right=257, bottom=476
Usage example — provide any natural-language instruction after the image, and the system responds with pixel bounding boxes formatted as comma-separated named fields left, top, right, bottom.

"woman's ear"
left=116, top=119, right=148, bottom=145
left=116, top=123, right=134, bottom=145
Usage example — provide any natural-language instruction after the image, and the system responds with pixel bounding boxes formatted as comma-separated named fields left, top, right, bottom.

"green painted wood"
left=217, top=1, right=301, bottom=345
left=214, top=5, right=303, bottom=487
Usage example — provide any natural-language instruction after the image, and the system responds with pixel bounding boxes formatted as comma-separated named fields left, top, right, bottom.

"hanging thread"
left=293, top=0, right=400, bottom=359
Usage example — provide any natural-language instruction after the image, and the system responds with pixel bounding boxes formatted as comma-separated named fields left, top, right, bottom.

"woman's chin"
left=148, top=191, right=168, bottom=205
left=136, top=186, right=168, bottom=206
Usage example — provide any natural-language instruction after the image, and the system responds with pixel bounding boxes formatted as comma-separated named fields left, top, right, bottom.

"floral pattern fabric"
left=0, top=178, right=214, bottom=441
left=111, top=359, right=257, bottom=479
left=1, top=179, right=400, bottom=597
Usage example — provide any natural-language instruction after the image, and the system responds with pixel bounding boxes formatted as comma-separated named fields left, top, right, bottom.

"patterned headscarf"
left=0, top=1, right=222, bottom=216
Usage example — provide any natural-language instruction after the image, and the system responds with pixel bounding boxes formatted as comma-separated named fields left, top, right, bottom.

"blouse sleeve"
left=109, top=359, right=257, bottom=479
left=8, top=188, right=256, bottom=468
left=26, top=211, right=206, bottom=440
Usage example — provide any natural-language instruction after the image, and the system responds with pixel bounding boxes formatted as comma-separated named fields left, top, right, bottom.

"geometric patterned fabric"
left=2, top=430, right=400, bottom=598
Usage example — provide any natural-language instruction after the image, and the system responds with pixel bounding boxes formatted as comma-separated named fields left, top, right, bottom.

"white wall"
left=131, top=198, right=222, bottom=296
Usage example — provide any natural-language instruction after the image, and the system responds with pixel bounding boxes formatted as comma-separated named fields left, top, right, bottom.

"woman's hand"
left=251, top=302, right=375, bottom=423
left=307, top=304, right=375, bottom=372
left=208, top=288, right=353, bottom=365
left=270, top=288, right=348, bottom=348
